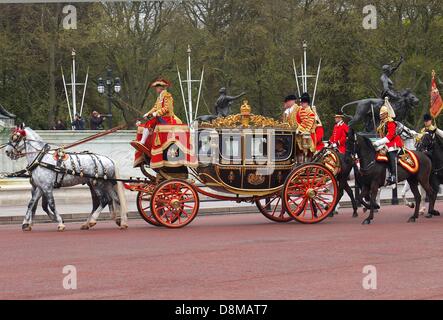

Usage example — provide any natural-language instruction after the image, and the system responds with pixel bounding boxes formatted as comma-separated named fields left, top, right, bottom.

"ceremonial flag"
left=430, top=70, right=443, bottom=118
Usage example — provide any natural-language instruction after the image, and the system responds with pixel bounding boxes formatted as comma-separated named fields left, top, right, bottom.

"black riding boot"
left=386, top=151, right=397, bottom=186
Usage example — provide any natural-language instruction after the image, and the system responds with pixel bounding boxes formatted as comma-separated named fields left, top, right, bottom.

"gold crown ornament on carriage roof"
left=240, top=100, right=252, bottom=127
left=204, top=100, right=291, bottom=129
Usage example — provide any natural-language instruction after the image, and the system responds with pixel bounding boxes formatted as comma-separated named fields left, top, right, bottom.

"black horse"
left=416, top=132, right=443, bottom=218
left=313, top=147, right=358, bottom=218
left=347, top=128, right=434, bottom=224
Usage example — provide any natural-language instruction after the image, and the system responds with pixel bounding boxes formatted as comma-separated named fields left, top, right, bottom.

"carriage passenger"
left=373, top=98, right=403, bottom=185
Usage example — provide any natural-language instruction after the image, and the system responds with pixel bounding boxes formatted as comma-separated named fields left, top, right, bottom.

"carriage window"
left=220, top=134, right=242, bottom=162
left=273, top=135, right=293, bottom=161
left=198, top=131, right=217, bottom=158
left=245, top=135, right=268, bottom=162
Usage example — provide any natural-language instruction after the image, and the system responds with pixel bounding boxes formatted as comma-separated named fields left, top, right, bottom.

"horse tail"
left=113, top=166, right=128, bottom=228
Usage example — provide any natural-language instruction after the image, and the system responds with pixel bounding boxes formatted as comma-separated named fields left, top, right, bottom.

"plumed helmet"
left=380, top=97, right=396, bottom=118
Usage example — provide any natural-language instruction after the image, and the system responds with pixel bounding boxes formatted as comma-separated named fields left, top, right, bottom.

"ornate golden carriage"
left=129, top=101, right=340, bottom=229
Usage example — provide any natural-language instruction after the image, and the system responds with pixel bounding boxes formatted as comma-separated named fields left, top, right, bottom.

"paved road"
left=1, top=205, right=443, bottom=300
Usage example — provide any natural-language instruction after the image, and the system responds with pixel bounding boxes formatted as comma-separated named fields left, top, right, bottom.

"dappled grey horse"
left=4, top=127, right=128, bottom=231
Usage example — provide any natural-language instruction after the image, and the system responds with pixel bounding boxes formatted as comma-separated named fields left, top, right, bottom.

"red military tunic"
left=329, top=121, right=349, bottom=154
left=384, top=121, right=403, bottom=149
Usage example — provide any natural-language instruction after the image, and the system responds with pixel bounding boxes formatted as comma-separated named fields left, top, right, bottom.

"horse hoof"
left=425, top=213, right=434, bottom=219
left=408, top=203, right=415, bottom=209
left=88, top=221, right=97, bottom=228
left=407, top=217, right=416, bottom=223
left=22, top=224, right=32, bottom=232
left=115, top=218, right=121, bottom=227
left=120, top=223, right=128, bottom=230
left=362, top=219, right=371, bottom=225
left=352, top=213, right=359, bottom=218
left=57, top=224, right=66, bottom=232
left=432, top=210, right=441, bottom=216
left=80, top=224, right=89, bottom=230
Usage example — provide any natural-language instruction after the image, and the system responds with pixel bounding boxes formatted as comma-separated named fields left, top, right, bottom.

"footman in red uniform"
left=328, top=112, right=349, bottom=154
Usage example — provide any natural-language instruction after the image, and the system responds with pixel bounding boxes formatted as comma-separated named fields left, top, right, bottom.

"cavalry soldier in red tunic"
left=328, top=112, right=349, bottom=154
left=133, top=78, right=182, bottom=167
left=373, top=98, right=404, bottom=185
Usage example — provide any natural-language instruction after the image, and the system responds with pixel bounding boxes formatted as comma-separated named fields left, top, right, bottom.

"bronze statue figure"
left=380, top=56, right=404, bottom=101
left=342, top=56, right=419, bottom=132
left=214, top=88, right=246, bottom=117
left=196, top=87, right=246, bottom=123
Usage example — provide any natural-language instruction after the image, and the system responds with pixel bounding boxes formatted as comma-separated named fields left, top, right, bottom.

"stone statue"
left=214, top=88, right=246, bottom=117
left=380, top=56, right=404, bottom=102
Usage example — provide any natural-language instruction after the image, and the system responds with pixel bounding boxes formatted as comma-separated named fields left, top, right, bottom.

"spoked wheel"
left=282, top=163, right=338, bottom=224
left=136, top=191, right=162, bottom=227
left=255, top=195, right=293, bottom=223
left=150, top=179, right=199, bottom=228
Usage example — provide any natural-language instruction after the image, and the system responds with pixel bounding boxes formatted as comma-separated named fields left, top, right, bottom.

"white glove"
left=152, top=112, right=158, bottom=117
left=143, top=113, right=150, bottom=119
left=135, top=121, right=141, bottom=126
left=373, top=137, right=389, bottom=147
left=332, top=143, right=338, bottom=148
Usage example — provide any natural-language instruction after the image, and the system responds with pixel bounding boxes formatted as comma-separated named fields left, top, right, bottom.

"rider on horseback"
left=373, top=98, right=403, bottom=185
left=328, top=112, right=348, bottom=154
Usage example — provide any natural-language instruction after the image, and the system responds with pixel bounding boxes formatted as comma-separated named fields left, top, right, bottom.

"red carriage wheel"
left=255, top=195, right=293, bottom=223
left=136, top=191, right=162, bottom=227
left=282, top=163, right=338, bottom=224
left=150, top=179, right=199, bottom=228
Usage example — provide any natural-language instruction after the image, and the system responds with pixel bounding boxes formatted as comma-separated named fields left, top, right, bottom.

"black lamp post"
left=97, top=67, right=121, bottom=128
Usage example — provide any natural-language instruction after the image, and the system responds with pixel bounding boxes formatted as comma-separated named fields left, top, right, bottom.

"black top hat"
left=300, top=92, right=311, bottom=104
left=284, top=94, right=298, bottom=102
left=424, top=113, right=433, bottom=122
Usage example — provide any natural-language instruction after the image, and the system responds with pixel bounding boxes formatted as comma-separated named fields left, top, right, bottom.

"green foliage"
left=0, top=0, right=442, bottom=132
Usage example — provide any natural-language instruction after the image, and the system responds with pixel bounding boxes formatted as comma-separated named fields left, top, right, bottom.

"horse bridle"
left=348, top=132, right=375, bottom=173
left=7, top=132, right=46, bottom=158
left=7, top=132, right=27, bottom=157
